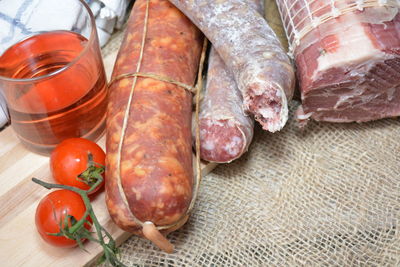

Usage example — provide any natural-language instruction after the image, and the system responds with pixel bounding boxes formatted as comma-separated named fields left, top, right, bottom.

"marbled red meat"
left=276, top=0, right=400, bottom=123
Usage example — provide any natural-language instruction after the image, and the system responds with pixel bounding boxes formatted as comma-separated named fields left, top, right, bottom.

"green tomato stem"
left=32, top=177, right=128, bottom=267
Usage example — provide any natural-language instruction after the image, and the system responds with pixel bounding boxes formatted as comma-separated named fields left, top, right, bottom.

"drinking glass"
left=0, top=0, right=108, bottom=155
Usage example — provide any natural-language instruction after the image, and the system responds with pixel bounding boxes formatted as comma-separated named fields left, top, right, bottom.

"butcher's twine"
left=108, top=0, right=207, bottom=232
left=99, top=0, right=400, bottom=266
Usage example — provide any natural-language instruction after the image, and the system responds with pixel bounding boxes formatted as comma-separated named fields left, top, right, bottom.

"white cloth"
left=0, top=0, right=129, bottom=128
left=88, top=0, right=130, bottom=47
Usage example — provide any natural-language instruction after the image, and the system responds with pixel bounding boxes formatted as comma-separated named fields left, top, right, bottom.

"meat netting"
left=276, top=0, right=400, bottom=55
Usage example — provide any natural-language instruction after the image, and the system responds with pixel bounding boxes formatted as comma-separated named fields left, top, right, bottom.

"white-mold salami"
left=170, top=0, right=295, bottom=132
left=198, top=0, right=264, bottom=163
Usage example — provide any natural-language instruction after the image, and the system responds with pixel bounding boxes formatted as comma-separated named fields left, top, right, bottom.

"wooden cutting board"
left=0, top=49, right=217, bottom=267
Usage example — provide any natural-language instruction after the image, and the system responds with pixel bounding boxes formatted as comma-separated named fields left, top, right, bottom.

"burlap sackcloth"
left=99, top=1, right=400, bottom=266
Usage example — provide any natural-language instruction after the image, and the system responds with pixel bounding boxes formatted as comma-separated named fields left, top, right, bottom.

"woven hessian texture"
left=100, top=100, right=399, bottom=266
left=99, top=1, right=400, bottom=265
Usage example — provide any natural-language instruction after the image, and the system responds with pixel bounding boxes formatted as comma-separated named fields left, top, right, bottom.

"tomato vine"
left=32, top=176, right=128, bottom=267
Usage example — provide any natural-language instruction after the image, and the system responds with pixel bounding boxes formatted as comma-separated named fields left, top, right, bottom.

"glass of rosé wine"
left=0, top=0, right=108, bottom=155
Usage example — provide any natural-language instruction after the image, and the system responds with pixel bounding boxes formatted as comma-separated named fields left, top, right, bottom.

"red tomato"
left=50, top=138, right=105, bottom=194
left=35, top=190, right=91, bottom=248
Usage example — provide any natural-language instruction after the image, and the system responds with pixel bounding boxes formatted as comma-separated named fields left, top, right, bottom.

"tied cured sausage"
left=198, top=0, right=263, bottom=163
left=199, top=49, right=254, bottom=163
left=199, top=0, right=264, bottom=163
left=105, top=0, right=203, bottom=250
left=170, top=0, right=295, bottom=132
left=106, top=0, right=203, bottom=239
left=169, top=0, right=295, bottom=132
left=106, top=0, right=203, bottom=247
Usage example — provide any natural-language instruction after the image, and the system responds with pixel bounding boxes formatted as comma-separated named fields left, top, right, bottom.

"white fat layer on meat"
left=297, top=112, right=312, bottom=120
left=259, top=108, right=276, bottom=119
left=285, top=2, right=398, bottom=57
left=256, top=87, right=288, bottom=132
left=333, top=55, right=396, bottom=109
left=205, top=118, right=225, bottom=127
left=379, top=0, right=388, bottom=5
left=315, top=21, right=384, bottom=76
left=276, top=1, right=400, bottom=123
left=200, top=128, right=208, bottom=136
left=387, top=86, right=396, bottom=101
left=356, top=0, right=365, bottom=11
left=223, top=136, right=242, bottom=156
left=202, top=139, right=215, bottom=151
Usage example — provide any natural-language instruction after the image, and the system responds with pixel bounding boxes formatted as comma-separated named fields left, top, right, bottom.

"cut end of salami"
left=199, top=118, right=248, bottom=163
left=246, top=83, right=288, bottom=132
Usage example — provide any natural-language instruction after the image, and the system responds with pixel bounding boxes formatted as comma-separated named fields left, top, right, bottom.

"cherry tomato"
left=35, top=190, right=92, bottom=248
left=50, top=138, right=105, bottom=194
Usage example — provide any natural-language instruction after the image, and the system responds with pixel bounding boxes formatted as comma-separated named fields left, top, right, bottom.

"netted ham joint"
left=277, top=0, right=400, bottom=123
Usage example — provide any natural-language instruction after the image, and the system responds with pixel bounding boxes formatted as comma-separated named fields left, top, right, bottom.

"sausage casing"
left=105, top=0, right=203, bottom=235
